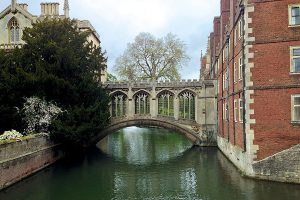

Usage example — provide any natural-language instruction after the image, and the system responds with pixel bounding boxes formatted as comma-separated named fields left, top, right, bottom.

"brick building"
left=201, top=0, right=300, bottom=183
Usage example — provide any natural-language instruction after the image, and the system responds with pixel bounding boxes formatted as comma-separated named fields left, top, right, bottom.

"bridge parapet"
left=104, top=79, right=215, bottom=89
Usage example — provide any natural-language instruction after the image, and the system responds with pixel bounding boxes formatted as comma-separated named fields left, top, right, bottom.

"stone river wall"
left=0, top=135, right=64, bottom=189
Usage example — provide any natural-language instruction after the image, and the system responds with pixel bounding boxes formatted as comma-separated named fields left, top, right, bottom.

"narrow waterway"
left=1, top=127, right=300, bottom=200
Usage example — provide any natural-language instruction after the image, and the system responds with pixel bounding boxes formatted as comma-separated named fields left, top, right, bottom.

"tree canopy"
left=114, top=32, right=189, bottom=81
left=0, top=19, right=110, bottom=146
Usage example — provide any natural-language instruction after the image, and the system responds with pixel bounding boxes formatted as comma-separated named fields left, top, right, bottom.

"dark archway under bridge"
left=90, top=117, right=217, bottom=147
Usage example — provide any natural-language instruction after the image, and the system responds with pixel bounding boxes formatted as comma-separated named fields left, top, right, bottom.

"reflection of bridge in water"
left=93, top=80, right=218, bottom=145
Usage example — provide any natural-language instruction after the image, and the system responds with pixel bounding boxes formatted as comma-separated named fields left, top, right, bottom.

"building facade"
left=201, top=0, right=300, bottom=183
left=0, top=0, right=107, bottom=82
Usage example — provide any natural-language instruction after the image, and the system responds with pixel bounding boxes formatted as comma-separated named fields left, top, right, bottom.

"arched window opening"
left=135, top=91, right=150, bottom=115
left=179, top=91, right=195, bottom=120
left=8, top=18, right=20, bottom=43
left=158, top=91, right=174, bottom=117
left=112, top=93, right=127, bottom=117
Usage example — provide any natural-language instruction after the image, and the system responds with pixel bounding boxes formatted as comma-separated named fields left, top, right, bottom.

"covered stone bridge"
left=94, top=80, right=217, bottom=146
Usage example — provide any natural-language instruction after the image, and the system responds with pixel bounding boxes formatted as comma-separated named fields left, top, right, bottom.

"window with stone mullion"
left=179, top=91, right=195, bottom=120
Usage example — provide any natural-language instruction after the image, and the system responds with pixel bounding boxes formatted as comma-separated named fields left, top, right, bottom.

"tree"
left=0, top=19, right=110, bottom=146
left=107, top=73, right=118, bottom=82
left=114, top=32, right=189, bottom=81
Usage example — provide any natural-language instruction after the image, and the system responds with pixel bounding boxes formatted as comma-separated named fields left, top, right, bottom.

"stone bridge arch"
left=90, top=118, right=202, bottom=146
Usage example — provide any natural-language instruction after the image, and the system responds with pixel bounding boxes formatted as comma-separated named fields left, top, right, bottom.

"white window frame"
left=290, top=46, right=300, bottom=74
left=223, top=102, right=225, bottom=120
left=228, top=39, right=230, bottom=55
left=234, top=26, right=238, bottom=46
left=239, top=99, right=243, bottom=122
left=239, top=57, right=243, bottom=80
left=223, top=74, right=225, bottom=90
left=291, top=94, right=300, bottom=122
left=288, top=5, right=300, bottom=27
left=239, top=19, right=243, bottom=38
left=225, top=102, right=229, bottom=120
left=234, top=62, right=237, bottom=83
left=225, top=68, right=228, bottom=89
left=234, top=100, right=237, bottom=122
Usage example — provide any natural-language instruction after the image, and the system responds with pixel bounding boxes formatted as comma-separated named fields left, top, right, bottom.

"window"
left=8, top=18, right=20, bottom=43
left=112, top=92, right=127, bottom=117
left=239, top=57, right=243, bottom=80
left=158, top=91, right=174, bottom=117
left=292, top=95, right=300, bottom=122
left=290, top=46, right=300, bottom=73
left=135, top=91, right=150, bottom=115
left=239, top=99, right=243, bottom=122
left=223, top=102, right=226, bottom=120
left=225, top=68, right=229, bottom=89
left=223, top=74, right=225, bottom=90
left=234, top=100, right=238, bottom=122
left=234, top=62, right=237, bottom=83
left=239, top=19, right=243, bottom=38
left=234, top=27, right=238, bottom=45
left=228, top=39, right=230, bottom=55
left=179, top=91, right=195, bottom=120
left=225, top=102, right=229, bottom=121
left=289, top=5, right=300, bottom=26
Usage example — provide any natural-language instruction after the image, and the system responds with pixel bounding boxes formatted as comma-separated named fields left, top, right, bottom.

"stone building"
left=201, top=0, right=300, bottom=183
left=0, top=0, right=107, bottom=82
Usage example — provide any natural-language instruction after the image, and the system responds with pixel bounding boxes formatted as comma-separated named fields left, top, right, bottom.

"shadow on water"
left=1, top=127, right=300, bottom=200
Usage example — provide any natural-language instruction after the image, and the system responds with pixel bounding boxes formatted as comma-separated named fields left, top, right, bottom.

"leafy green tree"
left=114, top=32, right=189, bottom=81
left=0, top=19, right=110, bottom=146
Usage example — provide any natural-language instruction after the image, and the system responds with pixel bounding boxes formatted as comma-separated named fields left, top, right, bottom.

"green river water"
left=1, top=127, right=300, bottom=200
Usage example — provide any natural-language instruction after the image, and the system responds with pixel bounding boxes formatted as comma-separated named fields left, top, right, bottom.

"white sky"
left=0, top=0, right=220, bottom=79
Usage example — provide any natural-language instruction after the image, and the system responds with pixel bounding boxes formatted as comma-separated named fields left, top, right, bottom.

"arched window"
left=158, top=91, right=174, bottom=117
left=179, top=91, right=195, bottom=120
left=112, top=92, right=127, bottom=117
left=8, top=18, right=20, bottom=43
left=135, top=91, right=150, bottom=115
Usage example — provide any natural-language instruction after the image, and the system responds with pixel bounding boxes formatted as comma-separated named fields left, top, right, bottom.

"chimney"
left=11, top=0, right=16, bottom=12
left=64, top=0, right=70, bottom=18
left=41, top=3, right=60, bottom=16
left=19, top=4, right=28, bottom=11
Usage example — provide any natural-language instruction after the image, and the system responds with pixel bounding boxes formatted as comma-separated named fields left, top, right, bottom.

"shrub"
left=0, top=130, right=23, bottom=140
left=22, top=96, right=63, bottom=134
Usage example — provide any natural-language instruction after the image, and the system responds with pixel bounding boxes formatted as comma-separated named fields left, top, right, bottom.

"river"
left=1, top=127, right=300, bottom=200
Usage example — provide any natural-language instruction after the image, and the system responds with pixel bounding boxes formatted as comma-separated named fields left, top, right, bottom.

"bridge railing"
left=104, top=79, right=215, bottom=88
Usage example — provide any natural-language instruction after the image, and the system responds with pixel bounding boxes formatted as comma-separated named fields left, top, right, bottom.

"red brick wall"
left=252, top=89, right=300, bottom=160
left=250, top=0, right=300, bottom=160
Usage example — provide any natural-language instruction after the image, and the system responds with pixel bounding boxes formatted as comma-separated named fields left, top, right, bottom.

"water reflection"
left=1, top=127, right=300, bottom=200
left=97, top=126, right=193, bottom=165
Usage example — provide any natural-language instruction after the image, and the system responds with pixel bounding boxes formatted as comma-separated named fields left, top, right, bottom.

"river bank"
left=0, top=134, right=64, bottom=190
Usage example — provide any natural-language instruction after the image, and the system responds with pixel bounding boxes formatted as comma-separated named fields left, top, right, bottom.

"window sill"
left=288, top=24, right=300, bottom=28
left=291, top=121, right=300, bottom=126
left=290, top=72, right=300, bottom=75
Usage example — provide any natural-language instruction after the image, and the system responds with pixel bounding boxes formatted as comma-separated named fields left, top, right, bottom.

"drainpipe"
left=240, top=3, right=247, bottom=152
left=225, top=34, right=230, bottom=143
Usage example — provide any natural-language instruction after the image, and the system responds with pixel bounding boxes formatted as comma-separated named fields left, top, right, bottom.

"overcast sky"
left=0, top=0, right=220, bottom=79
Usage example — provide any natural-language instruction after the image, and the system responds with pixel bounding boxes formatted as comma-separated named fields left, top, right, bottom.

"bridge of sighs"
left=94, top=80, right=218, bottom=146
